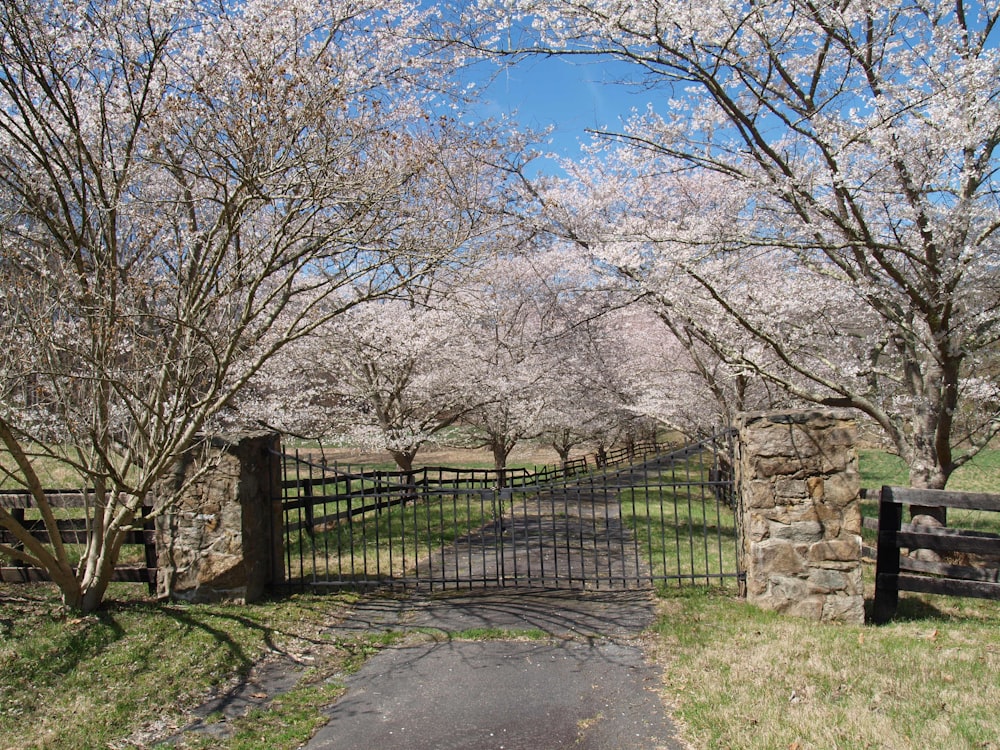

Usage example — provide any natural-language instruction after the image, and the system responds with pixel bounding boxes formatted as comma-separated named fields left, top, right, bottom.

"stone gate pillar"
left=737, top=410, right=864, bottom=623
left=154, top=431, right=283, bottom=603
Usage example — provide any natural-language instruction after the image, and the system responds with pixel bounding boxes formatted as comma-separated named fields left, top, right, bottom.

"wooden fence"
left=0, top=491, right=157, bottom=593
left=278, top=438, right=681, bottom=535
left=872, top=486, right=1000, bottom=624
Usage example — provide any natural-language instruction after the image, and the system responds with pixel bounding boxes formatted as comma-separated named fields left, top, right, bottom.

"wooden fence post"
left=872, top=487, right=903, bottom=624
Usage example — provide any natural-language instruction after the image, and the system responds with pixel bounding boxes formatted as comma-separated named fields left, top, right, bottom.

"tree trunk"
left=390, top=449, right=416, bottom=473
left=79, top=570, right=113, bottom=614
left=76, top=521, right=131, bottom=613
left=905, top=398, right=952, bottom=525
left=491, top=439, right=514, bottom=488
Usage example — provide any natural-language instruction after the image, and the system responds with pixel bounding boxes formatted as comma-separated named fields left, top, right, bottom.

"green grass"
left=0, top=449, right=88, bottom=491
left=409, top=625, right=550, bottom=641
left=858, top=448, right=911, bottom=490
left=859, top=448, right=1000, bottom=493
left=616, top=453, right=740, bottom=589
left=620, top=485, right=738, bottom=589
left=0, top=586, right=359, bottom=750
left=950, top=450, right=1000, bottom=493
left=652, top=587, right=1000, bottom=749
left=859, top=449, right=1000, bottom=537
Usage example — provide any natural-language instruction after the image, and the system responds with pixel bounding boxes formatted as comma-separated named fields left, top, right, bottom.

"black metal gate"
left=277, top=436, right=741, bottom=592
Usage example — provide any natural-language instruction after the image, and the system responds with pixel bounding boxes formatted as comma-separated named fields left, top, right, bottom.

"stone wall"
left=154, top=431, right=283, bottom=603
left=737, top=410, right=864, bottom=623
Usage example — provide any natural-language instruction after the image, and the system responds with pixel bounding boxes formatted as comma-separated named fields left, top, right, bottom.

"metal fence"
left=276, top=435, right=741, bottom=592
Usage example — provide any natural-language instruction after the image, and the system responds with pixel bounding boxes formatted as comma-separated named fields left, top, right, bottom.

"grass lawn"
left=0, top=585, right=382, bottom=750
left=4, top=579, right=999, bottom=750
left=858, top=448, right=1000, bottom=493
left=859, top=449, right=1000, bottom=537
left=652, top=586, right=1000, bottom=750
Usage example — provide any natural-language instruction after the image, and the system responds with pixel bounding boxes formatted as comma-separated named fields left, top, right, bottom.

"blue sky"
left=468, top=55, right=657, bottom=174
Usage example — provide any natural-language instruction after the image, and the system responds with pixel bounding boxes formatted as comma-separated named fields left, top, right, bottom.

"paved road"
left=304, top=589, right=688, bottom=750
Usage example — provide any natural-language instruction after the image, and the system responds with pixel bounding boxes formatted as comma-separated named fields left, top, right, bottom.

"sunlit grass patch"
left=652, top=588, right=1000, bottom=750
left=620, top=485, right=739, bottom=590
left=617, top=451, right=740, bottom=590
left=0, top=446, right=90, bottom=491
left=859, top=449, right=1000, bottom=495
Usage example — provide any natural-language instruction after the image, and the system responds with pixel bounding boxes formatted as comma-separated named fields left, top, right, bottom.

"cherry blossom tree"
left=226, top=290, right=478, bottom=471
left=528, top=295, right=672, bottom=458
left=222, top=126, right=534, bottom=470
left=533, top=315, right=628, bottom=462
left=443, top=244, right=582, bottom=477
left=458, top=0, right=1000, bottom=494
left=0, top=0, right=506, bottom=611
left=601, top=302, right=781, bottom=438
left=491, top=262, right=619, bottom=462
left=303, top=298, right=478, bottom=472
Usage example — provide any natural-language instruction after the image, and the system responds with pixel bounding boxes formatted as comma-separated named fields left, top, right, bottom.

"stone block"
left=751, top=539, right=806, bottom=578
left=755, top=455, right=819, bottom=479
left=770, top=520, right=824, bottom=544
left=822, top=595, right=865, bottom=624
left=746, top=568, right=769, bottom=597
left=775, top=478, right=808, bottom=499
left=746, top=479, right=776, bottom=509
left=814, top=502, right=842, bottom=538
left=750, top=425, right=822, bottom=460
left=806, top=476, right=824, bottom=500
left=822, top=472, right=859, bottom=508
left=780, top=503, right=821, bottom=524
left=769, top=573, right=811, bottom=601
left=806, top=568, right=850, bottom=594
left=762, top=576, right=830, bottom=621
left=842, top=505, right=863, bottom=535
left=807, top=537, right=861, bottom=563
left=782, top=596, right=827, bottom=620
left=820, top=426, right=857, bottom=448
left=844, top=564, right=864, bottom=596
left=749, top=513, right=771, bottom=542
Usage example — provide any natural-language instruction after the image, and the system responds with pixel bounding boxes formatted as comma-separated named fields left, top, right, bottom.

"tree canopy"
left=0, top=0, right=526, bottom=611
left=4, top=0, right=1000, bottom=612
left=454, top=0, right=1000, bottom=490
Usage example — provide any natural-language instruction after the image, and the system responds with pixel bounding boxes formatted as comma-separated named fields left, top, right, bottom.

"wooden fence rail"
left=873, top=485, right=1000, bottom=623
left=277, top=441, right=673, bottom=532
left=0, top=491, right=156, bottom=593
left=276, top=439, right=680, bottom=554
